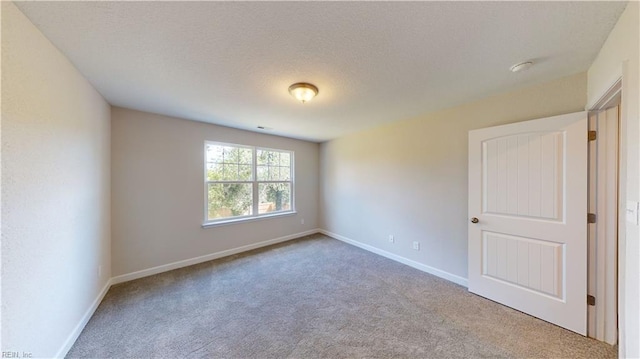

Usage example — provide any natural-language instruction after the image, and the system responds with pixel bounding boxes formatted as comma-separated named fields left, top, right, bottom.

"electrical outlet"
left=301, top=218, right=305, bottom=225
left=388, top=235, right=395, bottom=243
left=412, top=241, right=420, bottom=251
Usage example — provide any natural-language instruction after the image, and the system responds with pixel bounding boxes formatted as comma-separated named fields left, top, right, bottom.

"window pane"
left=230, top=147, right=243, bottom=164
left=257, top=150, right=268, bottom=165
left=257, top=165, right=268, bottom=181
left=257, top=150, right=291, bottom=180
left=269, top=152, right=279, bottom=165
left=206, top=144, right=224, bottom=163
left=279, top=152, right=291, bottom=167
left=258, top=183, right=291, bottom=214
left=206, top=163, right=223, bottom=181
left=279, top=166, right=291, bottom=180
left=239, top=148, right=252, bottom=165
left=239, top=165, right=252, bottom=181
left=207, top=144, right=253, bottom=165
left=257, top=149, right=281, bottom=166
left=222, top=164, right=239, bottom=181
left=206, top=144, right=254, bottom=182
left=207, top=183, right=253, bottom=220
left=222, top=146, right=235, bottom=161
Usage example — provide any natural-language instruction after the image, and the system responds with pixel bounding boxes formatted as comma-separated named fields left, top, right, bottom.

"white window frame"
left=203, top=141, right=295, bottom=227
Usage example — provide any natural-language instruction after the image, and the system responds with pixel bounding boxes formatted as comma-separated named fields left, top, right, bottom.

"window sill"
left=202, top=211, right=297, bottom=228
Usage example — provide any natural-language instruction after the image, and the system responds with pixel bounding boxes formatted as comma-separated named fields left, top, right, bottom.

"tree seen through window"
left=205, top=143, right=293, bottom=222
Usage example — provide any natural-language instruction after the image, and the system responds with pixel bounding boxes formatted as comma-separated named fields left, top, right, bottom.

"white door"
left=468, top=111, right=588, bottom=335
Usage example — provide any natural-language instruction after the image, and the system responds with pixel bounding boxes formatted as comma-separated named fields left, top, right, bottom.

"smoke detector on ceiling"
left=510, top=61, right=533, bottom=73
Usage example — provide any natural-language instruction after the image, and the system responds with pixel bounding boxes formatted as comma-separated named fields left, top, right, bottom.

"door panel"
left=468, top=111, right=588, bottom=335
left=482, top=231, right=563, bottom=298
left=483, top=132, right=564, bottom=220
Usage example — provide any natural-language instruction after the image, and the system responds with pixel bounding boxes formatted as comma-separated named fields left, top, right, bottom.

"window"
left=204, top=142, right=294, bottom=225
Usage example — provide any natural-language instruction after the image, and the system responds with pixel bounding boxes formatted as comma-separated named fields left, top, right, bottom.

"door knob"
left=470, top=217, right=479, bottom=223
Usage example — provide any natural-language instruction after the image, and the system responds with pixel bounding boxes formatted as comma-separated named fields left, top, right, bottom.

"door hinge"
left=587, top=213, right=596, bottom=223
left=587, top=295, right=596, bottom=306
left=588, top=131, right=597, bottom=141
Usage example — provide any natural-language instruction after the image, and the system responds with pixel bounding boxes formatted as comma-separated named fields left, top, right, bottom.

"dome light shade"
left=288, top=83, right=318, bottom=103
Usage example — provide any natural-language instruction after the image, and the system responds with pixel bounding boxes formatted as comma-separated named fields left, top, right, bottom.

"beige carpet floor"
left=67, top=234, right=617, bottom=358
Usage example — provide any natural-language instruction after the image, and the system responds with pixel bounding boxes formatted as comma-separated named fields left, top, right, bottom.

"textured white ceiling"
left=15, top=1, right=626, bottom=142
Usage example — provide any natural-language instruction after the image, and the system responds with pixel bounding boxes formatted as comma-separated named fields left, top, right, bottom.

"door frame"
left=587, top=78, right=621, bottom=344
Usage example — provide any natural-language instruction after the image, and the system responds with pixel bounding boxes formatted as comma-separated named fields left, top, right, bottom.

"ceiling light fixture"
left=510, top=61, right=533, bottom=73
left=288, top=82, right=318, bottom=103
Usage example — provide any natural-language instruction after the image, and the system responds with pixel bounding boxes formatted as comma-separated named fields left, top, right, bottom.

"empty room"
left=2, top=1, right=639, bottom=358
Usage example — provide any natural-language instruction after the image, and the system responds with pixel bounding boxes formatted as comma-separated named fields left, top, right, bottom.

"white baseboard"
left=319, top=229, right=468, bottom=287
left=111, top=229, right=320, bottom=285
left=55, top=278, right=112, bottom=358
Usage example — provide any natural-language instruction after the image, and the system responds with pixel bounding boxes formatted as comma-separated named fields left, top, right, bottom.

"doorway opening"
left=587, top=78, right=621, bottom=345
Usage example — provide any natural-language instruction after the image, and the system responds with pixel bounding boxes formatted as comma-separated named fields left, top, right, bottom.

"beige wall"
left=1, top=2, right=111, bottom=357
left=320, top=72, right=586, bottom=280
left=111, top=107, right=319, bottom=277
left=587, top=2, right=639, bottom=356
